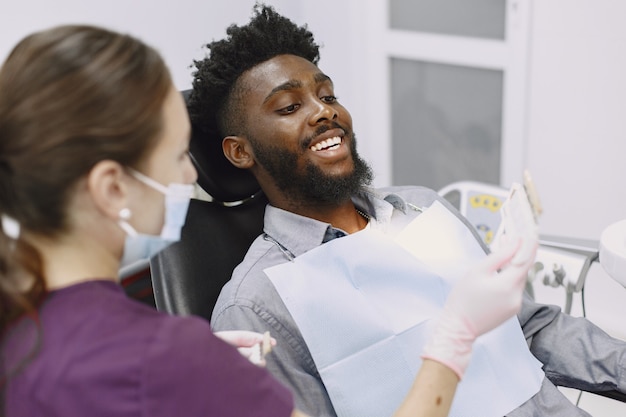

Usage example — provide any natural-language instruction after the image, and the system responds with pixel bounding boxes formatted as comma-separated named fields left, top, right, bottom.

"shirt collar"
left=263, top=187, right=413, bottom=258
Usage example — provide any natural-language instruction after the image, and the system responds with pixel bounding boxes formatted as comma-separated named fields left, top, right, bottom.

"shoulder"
left=364, top=185, right=460, bottom=217
left=211, top=235, right=291, bottom=328
left=213, top=236, right=279, bottom=310
left=211, top=237, right=308, bottom=360
left=376, top=185, right=443, bottom=205
left=368, top=185, right=487, bottom=251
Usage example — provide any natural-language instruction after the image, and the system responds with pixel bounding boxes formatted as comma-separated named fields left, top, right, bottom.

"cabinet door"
left=361, top=0, right=531, bottom=189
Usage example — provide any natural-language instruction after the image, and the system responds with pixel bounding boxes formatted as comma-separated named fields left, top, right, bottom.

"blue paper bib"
left=266, top=201, right=543, bottom=417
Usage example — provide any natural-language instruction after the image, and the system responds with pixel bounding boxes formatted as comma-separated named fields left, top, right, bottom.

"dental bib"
left=265, top=201, right=543, bottom=417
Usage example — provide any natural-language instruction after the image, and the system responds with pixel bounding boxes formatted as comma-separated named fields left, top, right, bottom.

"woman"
left=0, top=25, right=293, bottom=417
left=0, top=25, right=534, bottom=417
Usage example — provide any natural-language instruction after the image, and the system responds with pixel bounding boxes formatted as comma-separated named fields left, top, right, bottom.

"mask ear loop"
left=128, top=169, right=169, bottom=195
left=117, top=208, right=137, bottom=237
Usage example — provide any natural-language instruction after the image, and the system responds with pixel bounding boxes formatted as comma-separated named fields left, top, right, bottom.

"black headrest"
left=182, top=90, right=262, bottom=203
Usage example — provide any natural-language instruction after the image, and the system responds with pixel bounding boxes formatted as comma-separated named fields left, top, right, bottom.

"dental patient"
left=189, top=4, right=626, bottom=416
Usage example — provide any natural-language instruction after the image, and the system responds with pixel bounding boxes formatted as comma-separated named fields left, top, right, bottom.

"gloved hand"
left=421, top=238, right=537, bottom=379
left=214, top=330, right=276, bottom=366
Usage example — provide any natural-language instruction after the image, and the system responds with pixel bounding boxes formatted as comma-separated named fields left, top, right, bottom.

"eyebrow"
left=263, top=72, right=333, bottom=104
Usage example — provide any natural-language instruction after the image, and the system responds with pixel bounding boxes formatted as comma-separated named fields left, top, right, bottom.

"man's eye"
left=278, top=104, right=299, bottom=114
left=322, top=95, right=337, bottom=103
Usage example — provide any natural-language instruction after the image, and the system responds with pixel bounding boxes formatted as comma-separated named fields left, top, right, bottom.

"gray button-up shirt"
left=212, top=185, right=626, bottom=417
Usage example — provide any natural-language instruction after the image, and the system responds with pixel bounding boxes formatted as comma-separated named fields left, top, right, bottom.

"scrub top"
left=3, top=280, right=293, bottom=417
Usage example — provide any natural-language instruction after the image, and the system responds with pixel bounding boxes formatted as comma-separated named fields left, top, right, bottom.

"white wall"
left=0, top=0, right=362, bottom=124
left=527, top=0, right=626, bottom=241
left=0, top=0, right=302, bottom=90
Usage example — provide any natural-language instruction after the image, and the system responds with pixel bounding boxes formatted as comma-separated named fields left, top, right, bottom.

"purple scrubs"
left=3, top=280, right=293, bottom=417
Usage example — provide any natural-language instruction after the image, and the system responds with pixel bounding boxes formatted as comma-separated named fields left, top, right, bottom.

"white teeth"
left=310, top=136, right=342, bottom=151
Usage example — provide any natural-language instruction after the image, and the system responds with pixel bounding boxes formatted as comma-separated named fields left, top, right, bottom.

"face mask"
left=118, top=169, right=194, bottom=269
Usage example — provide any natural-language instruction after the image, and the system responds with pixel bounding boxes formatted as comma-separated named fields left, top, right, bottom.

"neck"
left=29, top=233, right=119, bottom=290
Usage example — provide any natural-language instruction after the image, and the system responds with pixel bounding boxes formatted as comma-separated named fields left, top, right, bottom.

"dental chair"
left=147, top=90, right=267, bottom=321
left=120, top=259, right=155, bottom=307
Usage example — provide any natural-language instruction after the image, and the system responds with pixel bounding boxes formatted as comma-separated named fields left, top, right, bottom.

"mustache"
left=301, top=122, right=349, bottom=150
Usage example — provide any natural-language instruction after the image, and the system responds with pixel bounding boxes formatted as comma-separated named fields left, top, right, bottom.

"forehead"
left=237, top=54, right=330, bottom=103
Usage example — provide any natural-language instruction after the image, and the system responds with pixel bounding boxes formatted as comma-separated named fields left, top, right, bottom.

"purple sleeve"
left=141, top=315, right=294, bottom=417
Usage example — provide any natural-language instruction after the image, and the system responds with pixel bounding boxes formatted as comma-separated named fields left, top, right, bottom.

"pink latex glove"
left=421, top=239, right=537, bottom=379
left=214, top=330, right=276, bottom=366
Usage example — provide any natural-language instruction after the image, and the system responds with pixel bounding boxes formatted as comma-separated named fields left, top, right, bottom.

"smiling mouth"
left=310, top=136, right=342, bottom=152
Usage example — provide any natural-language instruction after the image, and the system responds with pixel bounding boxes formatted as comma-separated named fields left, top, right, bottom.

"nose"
left=309, top=99, right=337, bottom=125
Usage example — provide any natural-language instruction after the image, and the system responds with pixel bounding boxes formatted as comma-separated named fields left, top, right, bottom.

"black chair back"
left=149, top=90, right=266, bottom=321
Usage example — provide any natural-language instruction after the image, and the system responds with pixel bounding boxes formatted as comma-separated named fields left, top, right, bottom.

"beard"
left=249, top=131, right=373, bottom=206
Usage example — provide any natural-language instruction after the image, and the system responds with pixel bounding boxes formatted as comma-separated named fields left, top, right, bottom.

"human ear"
left=87, top=160, right=129, bottom=220
left=222, top=136, right=255, bottom=169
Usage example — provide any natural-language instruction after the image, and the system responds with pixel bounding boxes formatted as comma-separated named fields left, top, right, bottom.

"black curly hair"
left=188, top=3, right=320, bottom=143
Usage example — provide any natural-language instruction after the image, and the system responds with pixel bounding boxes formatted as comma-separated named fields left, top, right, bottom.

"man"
left=189, top=5, right=626, bottom=417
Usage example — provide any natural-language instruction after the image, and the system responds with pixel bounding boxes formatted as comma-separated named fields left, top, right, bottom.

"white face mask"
left=118, top=169, right=194, bottom=269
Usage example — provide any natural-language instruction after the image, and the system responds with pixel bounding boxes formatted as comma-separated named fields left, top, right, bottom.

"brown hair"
left=0, top=25, right=172, bottom=334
